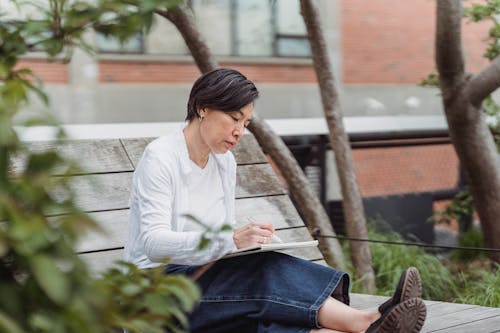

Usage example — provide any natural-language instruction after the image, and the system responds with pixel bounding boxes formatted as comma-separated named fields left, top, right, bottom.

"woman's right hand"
left=233, top=221, right=275, bottom=249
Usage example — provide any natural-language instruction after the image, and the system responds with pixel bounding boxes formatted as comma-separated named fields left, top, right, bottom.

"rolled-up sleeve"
left=134, top=151, right=236, bottom=266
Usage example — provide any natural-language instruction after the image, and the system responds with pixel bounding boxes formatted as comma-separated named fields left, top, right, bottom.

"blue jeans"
left=166, top=252, right=349, bottom=333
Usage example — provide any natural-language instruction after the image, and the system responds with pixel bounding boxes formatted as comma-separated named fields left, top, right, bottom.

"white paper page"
left=222, top=240, right=319, bottom=259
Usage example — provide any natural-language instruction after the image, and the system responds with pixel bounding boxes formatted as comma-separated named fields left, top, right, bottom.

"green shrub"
left=1, top=1, right=200, bottom=332
left=344, top=223, right=459, bottom=301
left=455, top=264, right=500, bottom=307
left=344, top=223, right=500, bottom=307
left=451, top=226, right=485, bottom=261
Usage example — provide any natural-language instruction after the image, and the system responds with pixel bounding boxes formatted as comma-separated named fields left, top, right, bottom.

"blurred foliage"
left=463, top=0, right=500, bottom=60
left=98, top=262, right=200, bottom=333
left=430, top=189, right=474, bottom=229
left=455, top=263, right=500, bottom=307
left=483, top=95, right=500, bottom=151
left=418, top=71, right=439, bottom=88
left=345, top=223, right=499, bottom=307
left=184, top=214, right=232, bottom=250
left=464, top=1, right=500, bottom=151
left=452, top=226, right=485, bottom=262
left=1, top=0, right=201, bottom=332
left=344, top=223, right=460, bottom=301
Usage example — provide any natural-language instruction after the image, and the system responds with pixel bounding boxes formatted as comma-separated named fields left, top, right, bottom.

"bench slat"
left=12, top=139, right=133, bottom=175
left=57, top=173, right=133, bottom=213
left=54, top=164, right=284, bottom=213
left=76, top=195, right=305, bottom=253
left=274, top=227, right=322, bottom=259
left=232, top=135, right=267, bottom=165
left=75, top=210, right=129, bottom=253
left=119, top=138, right=152, bottom=168
left=432, top=315, right=500, bottom=333
left=422, top=306, right=500, bottom=332
left=236, top=164, right=285, bottom=198
left=235, top=195, right=304, bottom=229
left=121, top=134, right=267, bottom=168
left=80, top=226, right=321, bottom=274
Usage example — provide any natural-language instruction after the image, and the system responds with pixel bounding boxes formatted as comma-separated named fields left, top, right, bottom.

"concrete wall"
left=16, top=82, right=448, bottom=124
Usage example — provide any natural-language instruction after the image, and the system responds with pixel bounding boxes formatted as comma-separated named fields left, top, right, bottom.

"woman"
left=124, top=68, right=427, bottom=333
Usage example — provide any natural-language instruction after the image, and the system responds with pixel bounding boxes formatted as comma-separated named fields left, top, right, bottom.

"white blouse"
left=184, top=155, right=226, bottom=232
left=124, top=125, right=237, bottom=269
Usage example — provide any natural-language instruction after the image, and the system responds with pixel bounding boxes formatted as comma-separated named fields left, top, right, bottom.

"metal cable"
left=311, top=228, right=500, bottom=252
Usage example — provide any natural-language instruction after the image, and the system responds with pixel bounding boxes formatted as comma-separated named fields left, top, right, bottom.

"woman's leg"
left=190, top=253, right=351, bottom=332
left=316, top=297, right=380, bottom=333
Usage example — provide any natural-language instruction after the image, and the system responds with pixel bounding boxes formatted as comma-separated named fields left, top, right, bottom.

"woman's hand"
left=233, top=221, right=275, bottom=249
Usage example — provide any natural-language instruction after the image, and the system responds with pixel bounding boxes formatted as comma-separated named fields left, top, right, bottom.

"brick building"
left=8, top=0, right=490, bottom=123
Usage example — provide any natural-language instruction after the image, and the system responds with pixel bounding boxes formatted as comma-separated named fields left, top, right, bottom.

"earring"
left=199, top=115, right=204, bottom=122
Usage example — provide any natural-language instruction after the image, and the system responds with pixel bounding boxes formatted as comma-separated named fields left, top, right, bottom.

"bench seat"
left=16, top=134, right=324, bottom=274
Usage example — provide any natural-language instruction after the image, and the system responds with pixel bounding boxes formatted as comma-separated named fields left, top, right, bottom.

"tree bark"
left=436, top=0, right=500, bottom=263
left=300, top=0, right=375, bottom=291
left=248, top=115, right=347, bottom=270
left=160, top=3, right=347, bottom=269
left=156, top=4, right=218, bottom=74
left=468, top=56, right=500, bottom=105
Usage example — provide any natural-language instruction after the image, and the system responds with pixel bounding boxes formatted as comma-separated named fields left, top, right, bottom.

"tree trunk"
left=300, top=0, right=375, bottom=292
left=436, top=0, right=500, bottom=263
left=159, top=3, right=347, bottom=269
left=248, top=115, right=347, bottom=270
left=158, top=4, right=217, bottom=74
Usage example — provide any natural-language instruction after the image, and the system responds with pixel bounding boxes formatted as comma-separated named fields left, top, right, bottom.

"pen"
left=247, top=217, right=283, bottom=243
left=272, top=234, right=284, bottom=244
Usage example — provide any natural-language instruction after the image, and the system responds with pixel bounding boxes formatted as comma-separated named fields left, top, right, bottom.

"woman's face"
left=199, top=103, right=254, bottom=154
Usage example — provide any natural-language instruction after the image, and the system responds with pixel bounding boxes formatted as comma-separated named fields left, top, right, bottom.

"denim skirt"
left=166, top=251, right=350, bottom=333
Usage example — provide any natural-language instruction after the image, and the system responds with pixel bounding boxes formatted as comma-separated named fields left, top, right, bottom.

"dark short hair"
left=186, top=68, right=259, bottom=121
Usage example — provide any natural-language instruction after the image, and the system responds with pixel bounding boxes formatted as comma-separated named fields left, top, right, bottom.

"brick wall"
left=353, top=144, right=459, bottom=197
left=98, top=61, right=317, bottom=83
left=342, top=0, right=491, bottom=84
left=17, top=60, right=68, bottom=83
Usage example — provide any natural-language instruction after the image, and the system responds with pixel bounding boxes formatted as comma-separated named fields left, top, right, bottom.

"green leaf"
left=198, top=236, right=210, bottom=250
left=220, top=224, right=232, bottom=231
left=23, top=19, right=52, bottom=36
left=419, top=72, right=440, bottom=87
left=29, top=312, right=54, bottom=331
left=0, top=242, right=7, bottom=258
left=121, top=283, right=142, bottom=297
left=23, top=80, right=49, bottom=106
left=0, top=117, right=18, bottom=146
left=161, top=275, right=200, bottom=307
left=143, top=293, right=170, bottom=313
left=0, top=311, right=23, bottom=333
left=165, top=284, right=197, bottom=311
left=142, top=12, right=154, bottom=33
left=30, top=254, right=70, bottom=305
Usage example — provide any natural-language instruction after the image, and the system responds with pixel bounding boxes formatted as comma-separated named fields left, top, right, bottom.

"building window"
left=96, top=0, right=310, bottom=58
left=96, top=33, right=144, bottom=54
left=233, top=0, right=311, bottom=57
left=271, top=0, right=310, bottom=57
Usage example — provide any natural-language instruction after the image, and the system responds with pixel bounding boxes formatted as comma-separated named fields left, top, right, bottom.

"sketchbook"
left=223, top=240, right=319, bottom=259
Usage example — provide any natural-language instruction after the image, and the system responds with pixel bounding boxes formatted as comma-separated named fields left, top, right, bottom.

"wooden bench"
left=16, top=133, right=324, bottom=273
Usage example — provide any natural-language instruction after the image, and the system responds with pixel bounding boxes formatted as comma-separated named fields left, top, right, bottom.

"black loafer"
left=367, top=297, right=427, bottom=333
left=379, top=267, right=422, bottom=314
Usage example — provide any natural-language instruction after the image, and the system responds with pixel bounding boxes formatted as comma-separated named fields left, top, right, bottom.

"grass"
left=342, top=223, right=499, bottom=307
left=449, top=260, right=500, bottom=307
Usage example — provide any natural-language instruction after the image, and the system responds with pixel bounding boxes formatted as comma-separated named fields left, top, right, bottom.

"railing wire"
left=312, top=228, right=500, bottom=252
